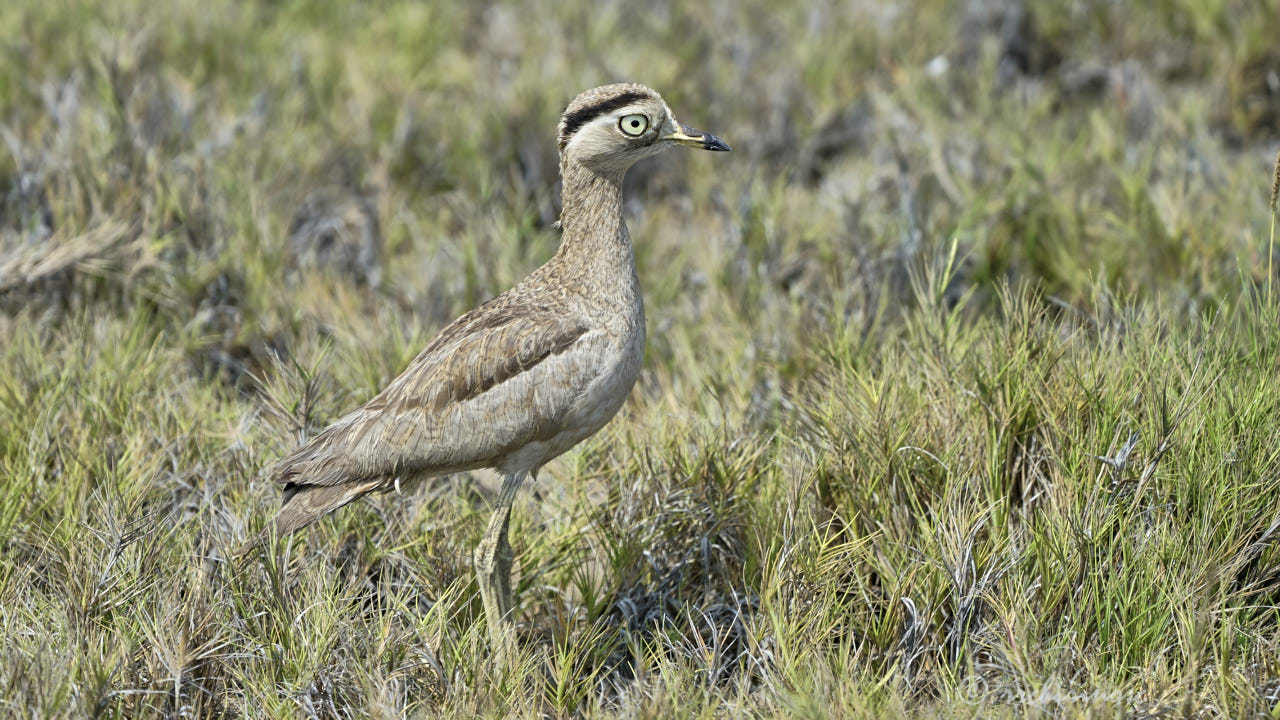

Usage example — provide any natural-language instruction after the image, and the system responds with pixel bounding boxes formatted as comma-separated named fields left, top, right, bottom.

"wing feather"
left=273, top=303, right=592, bottom=489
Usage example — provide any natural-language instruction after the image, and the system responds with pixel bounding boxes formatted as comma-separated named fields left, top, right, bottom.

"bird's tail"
left=236, top=479, right=382, bottom=557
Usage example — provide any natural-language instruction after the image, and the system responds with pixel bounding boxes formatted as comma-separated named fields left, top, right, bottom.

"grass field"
left=3, top=0, right=1280, bottom=717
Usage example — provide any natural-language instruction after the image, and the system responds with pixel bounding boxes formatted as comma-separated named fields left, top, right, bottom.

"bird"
left=242, top=83, right=730, bottom=658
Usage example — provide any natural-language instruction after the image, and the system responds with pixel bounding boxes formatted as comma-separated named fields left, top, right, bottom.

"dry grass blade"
left=0, top=219, right=133, bottom=293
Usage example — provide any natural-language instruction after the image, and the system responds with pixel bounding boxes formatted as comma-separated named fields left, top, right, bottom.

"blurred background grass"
left=2, top=0, right=1280, bottom=717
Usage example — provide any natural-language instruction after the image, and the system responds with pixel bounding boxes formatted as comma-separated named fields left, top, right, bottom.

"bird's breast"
left=517, top=299, right=644, bottom=472
left=569, top=301, right=645, bottom=429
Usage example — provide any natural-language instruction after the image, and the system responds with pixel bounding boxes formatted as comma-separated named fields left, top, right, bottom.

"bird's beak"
left=663, top=124, right=731, bottom=152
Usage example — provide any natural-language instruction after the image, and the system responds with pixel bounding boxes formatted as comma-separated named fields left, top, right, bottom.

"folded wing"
left=260, top=301, right=595, bottom=539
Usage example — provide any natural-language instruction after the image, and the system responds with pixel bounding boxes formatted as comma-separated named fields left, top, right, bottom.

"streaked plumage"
left=246, top=83, right=729, bottom=656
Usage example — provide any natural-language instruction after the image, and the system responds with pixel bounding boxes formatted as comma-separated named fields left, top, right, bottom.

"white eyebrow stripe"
left=562, top=106, right=659, bottom=156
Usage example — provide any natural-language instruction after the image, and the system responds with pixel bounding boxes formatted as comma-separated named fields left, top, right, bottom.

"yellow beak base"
left=664, top=124, right=731, bottom=152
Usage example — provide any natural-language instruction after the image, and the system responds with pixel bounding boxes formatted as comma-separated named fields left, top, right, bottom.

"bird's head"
left=557, top=83, right=730, bottom=174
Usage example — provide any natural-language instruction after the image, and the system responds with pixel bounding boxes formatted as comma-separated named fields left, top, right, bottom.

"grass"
left=2, top=0, right=1280, bottom=717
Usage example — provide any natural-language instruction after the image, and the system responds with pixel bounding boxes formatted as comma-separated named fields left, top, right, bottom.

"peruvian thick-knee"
left=245, top=84, right=730, bottom=656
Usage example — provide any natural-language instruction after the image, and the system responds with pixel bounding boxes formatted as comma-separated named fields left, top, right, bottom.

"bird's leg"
left=474, top=472, right=525, bottom=662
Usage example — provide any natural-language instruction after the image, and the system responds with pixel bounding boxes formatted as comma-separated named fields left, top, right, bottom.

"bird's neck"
left=554, top=159, right=632, bottom=273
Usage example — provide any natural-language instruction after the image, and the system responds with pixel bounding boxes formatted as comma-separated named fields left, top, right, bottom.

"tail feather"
left=237, top=479, right=382, bottom=556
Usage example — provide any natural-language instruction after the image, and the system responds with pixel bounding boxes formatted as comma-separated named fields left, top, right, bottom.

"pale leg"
left=474, top=472, right=525, bottom=661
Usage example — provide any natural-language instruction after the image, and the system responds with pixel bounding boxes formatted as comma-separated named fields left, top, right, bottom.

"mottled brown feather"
left=271, top=307, right=591, bottom=490
left=366, top=305, right=587, bottom=413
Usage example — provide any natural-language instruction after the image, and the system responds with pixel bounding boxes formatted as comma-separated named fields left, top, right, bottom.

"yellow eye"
left=619, top=114, right=649, bottom=137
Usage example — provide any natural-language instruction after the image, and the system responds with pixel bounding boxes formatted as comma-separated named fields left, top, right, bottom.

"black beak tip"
left=680, top=124, right=731, bottom=152
left=703, top=134, right=732, bottom=152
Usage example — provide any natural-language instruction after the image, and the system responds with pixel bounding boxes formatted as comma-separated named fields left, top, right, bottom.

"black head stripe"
left=559, top=91, right=650, bottom=149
